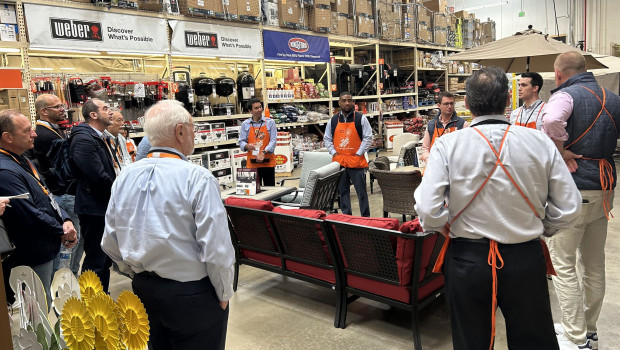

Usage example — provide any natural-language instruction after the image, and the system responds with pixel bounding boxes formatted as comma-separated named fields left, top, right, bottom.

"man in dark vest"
left=542, top=50, right=620, bottom=350
left=324, top=92, right=372, bottom=217
left=420, top=92, right=468, bottom=164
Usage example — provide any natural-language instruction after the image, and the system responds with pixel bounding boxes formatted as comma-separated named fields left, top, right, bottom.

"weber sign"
left=25, top=4, right=167, bottom=54
left=185, top=31, right=218, bottom=49
left=170, top=20, right=261, bottom=58
left=50, top=18, right=102, bottom=41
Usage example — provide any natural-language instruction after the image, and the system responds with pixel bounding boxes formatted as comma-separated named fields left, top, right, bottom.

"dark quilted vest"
left=552, top=72, right=620, bottom=190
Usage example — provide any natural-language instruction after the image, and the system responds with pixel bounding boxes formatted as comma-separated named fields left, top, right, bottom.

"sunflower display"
left=60, top=297, right=95, bottom=350
left=79, top=270, right=104, bottom=306
left=116, top=291, right=150, bottom=350
left=88, top=293, right=121, bottom=350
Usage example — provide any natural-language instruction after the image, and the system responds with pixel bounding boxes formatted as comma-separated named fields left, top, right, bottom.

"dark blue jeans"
left=338, top=167, right=370, bottom=217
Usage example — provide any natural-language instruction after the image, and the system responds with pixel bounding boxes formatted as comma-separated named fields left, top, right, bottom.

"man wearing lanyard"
left=0, top=110, right=77, bottom=307
left=542, top=51, right=620, bottom=350
left=420, top=92, right=468, bottom=164
left=31, top=94, right=84, bottom=277
left=510, top=72, right=546, bottom=130
left=102, top=100, right=235, bottom=350
left=324, top=92, right=372, bottom=217
left=239, top=98, right=277, bottom=186
left=105, top=109, right=132, bottom=169
left=414, top=67, right=581, bottom=350
left=69, top=98, right=116, bottom=292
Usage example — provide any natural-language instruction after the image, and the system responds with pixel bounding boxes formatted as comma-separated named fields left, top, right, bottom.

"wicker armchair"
left=369, top=167, right=422, bottom=222
left=369, top=156, right=390, bottom=194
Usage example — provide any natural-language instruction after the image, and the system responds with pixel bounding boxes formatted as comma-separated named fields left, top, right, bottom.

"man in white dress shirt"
left=101, top=100, right=235, bottom=350
left=414, top=66, right=582, bottom=350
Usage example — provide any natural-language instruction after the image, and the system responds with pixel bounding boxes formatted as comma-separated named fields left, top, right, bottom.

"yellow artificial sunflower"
left=79, top=270, right=104, bottom=305
left=60, top=297, right=95, bottom=350
left=88, top=293, right=120, bottom=350
left=116, top=290, right=150, bottom=350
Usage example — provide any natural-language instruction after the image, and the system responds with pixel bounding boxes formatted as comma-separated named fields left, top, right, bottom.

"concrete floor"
left=104, top=161, right=620, bottom=350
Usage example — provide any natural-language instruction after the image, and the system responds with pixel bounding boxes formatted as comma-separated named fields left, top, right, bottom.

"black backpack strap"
left=354, top=111, right=364, bottom=141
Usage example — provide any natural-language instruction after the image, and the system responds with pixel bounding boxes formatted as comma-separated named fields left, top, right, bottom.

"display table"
left=221, top=186, right=297, bottom=202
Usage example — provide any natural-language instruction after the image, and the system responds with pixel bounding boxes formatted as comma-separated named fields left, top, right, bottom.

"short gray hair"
left=144, top=100, right=190, bottom=145
left=465, top=66, right=509, bottom=117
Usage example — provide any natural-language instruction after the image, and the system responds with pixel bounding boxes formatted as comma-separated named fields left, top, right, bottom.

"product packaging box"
left=138, top=0, right=164, bottom=12
left=263, top=1, right=279, bottom=26
left=422, top=0, right=447, bottom=13
left=236, top=168, right=260, bottom=194
left=212, top=167, right=234, bottom=185
left=331, top=12, right=347, bottom=35
left=0, top=89, right=20, bottom=110
left=275, top=132, right=293, bottom=173
left=308, top=7, right=331, bottom=33
left=230, top=148, right=247, bottom=182
left=330, top=0, right=349, bottom=14
left=203, top=149, right=231, bottom=170
left=226, top=126, right=240, bottom=140
left=279, top=0, right=301, bottom=28
left=384, top=120, right=404, bottom=149
left=0, top=4, right=17, bottom=24
left=178, top=0, right=207, bottom=16
left=187, top=154, right=203, bottom=166
left=237, top=0, right=261, bottom=21
left=195, top=123, right=212, bottom=145
left=0, top=24, right=17, bottom=41
left=209, top=122, right=227, bottom=142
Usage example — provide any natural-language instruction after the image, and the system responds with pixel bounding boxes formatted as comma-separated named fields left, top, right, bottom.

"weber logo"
left=288, top=38, right=309, bottom=53
left=185, top=31, right=218, bottom=48
left=50, top=18, right=102, bottom=41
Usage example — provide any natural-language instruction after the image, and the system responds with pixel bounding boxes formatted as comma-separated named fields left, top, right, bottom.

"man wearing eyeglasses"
left=69, top=98, right=116, bottom=292
left=31, top=94, right=84, bottom=278
left=420, top=92, right=469, bottom=164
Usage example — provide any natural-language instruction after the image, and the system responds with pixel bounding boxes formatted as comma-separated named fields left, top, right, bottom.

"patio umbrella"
left=448, top=27, right=607, bottom=72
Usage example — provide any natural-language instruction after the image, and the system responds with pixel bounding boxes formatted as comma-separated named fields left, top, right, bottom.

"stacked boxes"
left=378, top=1, right=401, bottom=41
left=177, top=0, right=207, bottom=16
left=0, top=90, right=29, bottom=116
left=331, top=12, right=348, bottom=35
left=263, top=0, right=279, bottom=26
left=462, top=17, right=475, bottom=48
left=421, top=0, right=447, bottom=13
left=237, top=0, right=261, bottom=22
left=416, top=3, right=433, bottom=43
left=308, top=6, right=331, bottom=33
left=203, top=149, right=233, bottom=184
left=275, top=132, right=294, bottom=173
left=230, top=148, right=247, bottom=182
left=354, top=0, right=375, bottom=38
left=402, top=3, right=414, bottom=41
left=279, top=0, right=302, bottom=29
left=138, top=0, right=164, bottom=12
left=0, top=4, right=17, bottom=42
left=433, top=11, right=448, bottom=46
left=481, top=20, right=496, bottom=45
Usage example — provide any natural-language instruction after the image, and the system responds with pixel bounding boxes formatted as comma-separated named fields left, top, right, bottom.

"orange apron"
left=332, top=114, right=368, bottom=168
left=564, top=86, right=617, bottom=220
left=430, top=125, right=555, bottom=350
left=429, top=122, right=459, bottom=149
left=515, top=102, right=546, bottom=129
left=126, top=139, right=136, bottom=162
left=246, top=121, right=276, bottom=168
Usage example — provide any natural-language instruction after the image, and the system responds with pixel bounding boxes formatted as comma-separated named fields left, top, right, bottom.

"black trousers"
left=444, top=238, right=559, bottom=350
left=338, top=167, right=370, bottom=217
left=79, top=214, right=112, bottom=292
left=257, top=166, right=275, bottom=186
left=133, top=273, right=229, bottom=350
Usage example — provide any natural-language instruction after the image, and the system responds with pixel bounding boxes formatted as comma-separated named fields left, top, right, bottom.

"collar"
left=249, top=116, right=265, bottom=124
left=435, top=112, right=457, bottom=125
left=551, top=72, right=596, bottom=94
left=148, top=147, right=187, bottom=161
left=523, top=98, right=543, bottom=110
left=470, top=115, right=510, bottom=127
left=37, top=120, right=60, bottom=128
left=0, top=148, right=22, bottom=159
left=89, top=124, right=104, bottom=138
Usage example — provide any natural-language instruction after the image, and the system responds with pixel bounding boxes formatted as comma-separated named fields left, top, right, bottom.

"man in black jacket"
left=69, top=98, right=116, bottom=291
left=32, top=94, right=83, bottom=277
left=0, top=109, right=77, bottom=305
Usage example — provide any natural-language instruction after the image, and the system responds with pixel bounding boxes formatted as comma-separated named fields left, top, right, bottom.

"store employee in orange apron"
left=239, top=98, right=277, bottom=186
left=420, top=92, right=468, bottom=164
left=324, top=92, right=373, bottom=217
left=414, top=67, right=581, bottom=350
left=510, top=72, right=546, bottom=130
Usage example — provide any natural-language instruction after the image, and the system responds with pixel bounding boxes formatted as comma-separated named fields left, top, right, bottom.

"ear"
left=1, top=132, right=12, bottom=144
left=505, top=95, right=511, bottom=107
left=174, top=123, right=184, bottom=143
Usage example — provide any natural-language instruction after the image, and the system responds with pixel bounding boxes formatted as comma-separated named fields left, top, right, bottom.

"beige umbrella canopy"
left=448, top=27, right=607, bottom=72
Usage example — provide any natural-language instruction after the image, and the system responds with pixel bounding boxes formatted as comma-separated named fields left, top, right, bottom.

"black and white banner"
left=170, top=20, right=262, bottom=58
left=25, top=4, right=167, bottom=54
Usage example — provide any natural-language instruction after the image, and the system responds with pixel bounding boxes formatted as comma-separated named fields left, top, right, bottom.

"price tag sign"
left=134, top=83, right=146, bottom=98
left=171, top=83, right=179, bottom=93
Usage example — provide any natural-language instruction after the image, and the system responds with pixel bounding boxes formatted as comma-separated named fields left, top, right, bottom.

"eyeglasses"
left=441, top=102, right=455, bottom=106
left=43, top=104, right=65, bottom=110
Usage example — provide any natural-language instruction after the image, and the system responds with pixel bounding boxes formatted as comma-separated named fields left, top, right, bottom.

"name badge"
left=49, top=194, right=63, bottom=219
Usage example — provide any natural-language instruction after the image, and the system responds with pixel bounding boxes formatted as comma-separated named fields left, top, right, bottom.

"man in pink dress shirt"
left=542, top=51, right=620, bottom=350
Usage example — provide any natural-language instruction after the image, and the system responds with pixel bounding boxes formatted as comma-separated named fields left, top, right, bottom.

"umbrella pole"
left=526, top=56, right=530, bottom=72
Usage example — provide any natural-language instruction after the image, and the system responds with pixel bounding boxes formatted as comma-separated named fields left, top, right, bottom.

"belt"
left=137, top=270, right=160, bottom=278
left=452, top=237, right=540, bottom=244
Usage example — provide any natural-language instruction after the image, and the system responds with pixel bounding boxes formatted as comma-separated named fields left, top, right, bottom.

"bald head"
left=35, top=94, right=66, bottom=123
left=555, top=51, right=586, bottom=76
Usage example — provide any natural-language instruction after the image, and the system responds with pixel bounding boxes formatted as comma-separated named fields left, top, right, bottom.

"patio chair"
left=369, top=156, right=390, bottom=194
left=369, top=167, right=422, bottom=222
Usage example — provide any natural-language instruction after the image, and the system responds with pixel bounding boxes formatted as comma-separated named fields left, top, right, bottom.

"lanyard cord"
left=518, top=100, right=544, bottom=127
left=437, top=118, right=456, bottom=137
left=250, top=119, right=264, bottom=139
left=147, top=150, right=183, bottom=159
left=0, top=149, right=50, bottom=195
left=36, top=121, right=64, bottom=139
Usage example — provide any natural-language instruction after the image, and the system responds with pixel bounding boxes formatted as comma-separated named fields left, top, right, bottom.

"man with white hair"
left=101, top=100, right=235, bottom=350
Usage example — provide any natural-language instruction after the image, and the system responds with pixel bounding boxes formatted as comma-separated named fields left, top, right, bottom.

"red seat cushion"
left=325, top=214, right=399, bottom=230
left=241, top=249, right=282, bottom=267
left=225, top=197, right=275, bottom=211
left=347, top=274, right=444, bottom=304
left=285, top=261, right=336, bottom=283
left=400, top=219, right=442, bottom=284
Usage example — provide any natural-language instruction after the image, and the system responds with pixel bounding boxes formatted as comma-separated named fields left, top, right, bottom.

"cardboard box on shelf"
left=347, top=18, right=354, bottom=36
left=212, top=167, right=234, bottom=185
left=137, top=0, right=164, bottom=12
left=308, top=7, right=331, bottom=33
left=178, top=0, right=207, bottom=16
left=237, top=0, right=261, bottom=21
left=0, top=4, right=17, bottom=24
left=0, top=89, right=21, bottom=110
left=353, top=0, right=368, bottom=14
left=434, top=12, right=448, bottom=28
left=357, top=14, right=375, bottom=37
left=454, top=10, right=468, bottom=19
left=331, top=0, right=349, bottom=14
left=0, top=23, right=17, bottom=41
left=283, top=68, right=301, bottom=83
left=331, top=12, right=348, bottom=36
left=209, top=122, right=227, bottom=142
left=422, top=0, right=447, bottom=13
left=230, top=148, right=247, bottom=182
left=275, top=132, right=293, bottom=173
left=17, top=89, right=28, bottom=111
left=314, top=0, right=331, bottom=8
left=195, top=123, right=212, bottom=144
left=263, top=1, right=279, bottom=26
left=279, top=0, right=301, bottom=28
left=226, top=126, right=240, bottom=140
left=219, top=0, right=239, bottom=19
left=203, top=149, right=232, bottom=170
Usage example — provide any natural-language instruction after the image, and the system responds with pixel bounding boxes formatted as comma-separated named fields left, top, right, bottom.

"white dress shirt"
left=101, top=147, right=235, bottom=301
left=414, top=115, right=582, bottom=244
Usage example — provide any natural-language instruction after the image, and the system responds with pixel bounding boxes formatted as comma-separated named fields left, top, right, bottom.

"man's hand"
left=562, top=149, right=582, bottom=173
left=246, top=144, right=256, bottom=151
left=62, top=221, right=78, bottom=248
left=219, top=300, right=229, bottom=310
left=256, top=152, right=265, bottom=162
left=0, top=198, right=9, bottom=216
